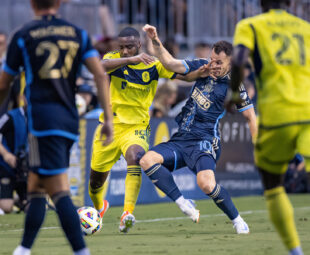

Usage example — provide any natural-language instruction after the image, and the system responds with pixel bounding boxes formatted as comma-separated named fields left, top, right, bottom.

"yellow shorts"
left=254, top=123, right=310, bottom=174
left=91, top=123, right=150, bottom=172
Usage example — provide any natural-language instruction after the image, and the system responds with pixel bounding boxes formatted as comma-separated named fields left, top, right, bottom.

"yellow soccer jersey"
left=99, top=51, right=176, bottom=124
left=234, top=10, right=310, bottom=128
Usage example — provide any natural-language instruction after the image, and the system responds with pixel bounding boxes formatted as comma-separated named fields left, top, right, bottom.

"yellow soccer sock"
left=265, top=186, right=301, bottom=251
left=124, top=165, right=142, bottom=214
left=88, top=183, right=105, bottom=211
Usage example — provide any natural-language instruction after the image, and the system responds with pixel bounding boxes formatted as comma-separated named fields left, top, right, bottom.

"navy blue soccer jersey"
left=3, top=15, right=99, bottom=140
left=175, top=58, right=253, bottom=140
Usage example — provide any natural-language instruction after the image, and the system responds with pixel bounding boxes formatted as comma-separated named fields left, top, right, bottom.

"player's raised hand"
left=143, top=24, right=158, bottom=40
left=131, top=53, right=155, bottom=65
left=100, top=120, right=113, bottom=146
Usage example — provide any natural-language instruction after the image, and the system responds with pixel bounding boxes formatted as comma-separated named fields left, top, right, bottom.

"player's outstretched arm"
left=102, top=52, right=155, bottom=72
left=175, top=61, right=216, bottom=82
left=143, top=24, right=187, bottom=74
left=226, top=45, right=251, bottom=112
left=0, top=72, right=14, bottom=106
left=85, top=57, right=113, bottom=145
left=241, top=107, right=257, bottom=143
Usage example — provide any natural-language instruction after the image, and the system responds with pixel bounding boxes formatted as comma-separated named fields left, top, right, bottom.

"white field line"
left=2, top=206, right=310, bottom=233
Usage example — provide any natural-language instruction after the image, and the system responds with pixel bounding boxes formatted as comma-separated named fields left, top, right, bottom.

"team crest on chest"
left=142, top=71, right=150, bottom=82
left=203, top=82, right=214, bottom=93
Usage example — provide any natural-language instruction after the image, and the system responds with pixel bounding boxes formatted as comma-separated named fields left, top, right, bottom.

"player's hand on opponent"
left=143, top=24, right=158, bottom=40
left=100, top=120, right=113, bottom=146
left=3, top=152, right=17, bottom=168
left=130, top=53, right=155, bottom=65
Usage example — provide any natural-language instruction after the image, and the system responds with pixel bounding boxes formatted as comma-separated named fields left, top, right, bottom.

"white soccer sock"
left=289, top=246, right=304, bottom=255
left=231, top=214, right=243, bottom=224
left=175, top=196, right=187, bottom=208
left=74, top=248, right=91, bottom=255
left=13, top=245, right=31, bottom=255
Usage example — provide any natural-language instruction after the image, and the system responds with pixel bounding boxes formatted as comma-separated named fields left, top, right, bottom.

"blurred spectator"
left=187, top=42, right=212, bottom=60
left=163, top=38, right=180, bottom=58
left=284, top=154, right=308, bottom=193
left=94, top=36, right=118, bottom=58
left=99, top=0, right=117, bottom=38
left=76, top=84, right=98, bottom=116
left=152, top=80, right=178, bottom=118
left=0, top=97, right=28, bottom=214
left=0, top=31, right=7, bottom=71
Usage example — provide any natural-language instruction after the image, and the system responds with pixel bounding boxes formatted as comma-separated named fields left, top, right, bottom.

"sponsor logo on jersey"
left=191, top=87, right=212, bottom=110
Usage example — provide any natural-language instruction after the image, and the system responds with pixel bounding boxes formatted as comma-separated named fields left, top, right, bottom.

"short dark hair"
left=212, top=41, right=233, bottom=56
left=261, top=0, right=291, bottom=9
left=118, top=27, right=140, bottom=39
left=32, top=0, right=58, bottom=10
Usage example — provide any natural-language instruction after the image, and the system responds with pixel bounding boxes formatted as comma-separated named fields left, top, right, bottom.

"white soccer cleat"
left=119, top=211, right=136, bottom=233
left=179, top=199, right=200, bottom=223
left=233, top=219, right=250, bottom=234
left=13, top=245, right=31, bottom=255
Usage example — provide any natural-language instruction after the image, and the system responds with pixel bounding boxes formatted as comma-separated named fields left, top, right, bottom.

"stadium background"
left=0, top=0, right=309, bottom=207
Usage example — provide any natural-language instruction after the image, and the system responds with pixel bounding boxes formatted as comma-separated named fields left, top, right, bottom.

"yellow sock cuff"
left=88, top=183, right=104, bottom=194
left=127, top=165, right=141, bottom=176
left=264, top=186, right=285, bottom=199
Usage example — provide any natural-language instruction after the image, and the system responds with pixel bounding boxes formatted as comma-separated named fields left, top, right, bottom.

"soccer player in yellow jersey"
left=230, top=0, right=310, bottom=254
left=89, top=27, right=200, bottom=233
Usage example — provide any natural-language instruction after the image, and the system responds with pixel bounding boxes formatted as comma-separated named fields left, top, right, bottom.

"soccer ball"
left=77, top=206, right=102, bottom=235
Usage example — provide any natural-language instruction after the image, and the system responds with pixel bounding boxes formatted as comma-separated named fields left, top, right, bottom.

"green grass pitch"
left=0, top=195, right=309, bottom=255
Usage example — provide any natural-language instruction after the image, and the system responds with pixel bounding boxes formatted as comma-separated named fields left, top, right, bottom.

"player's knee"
left=139, top=151, right=159, bottom=171
left=126, top=149, right=145, bottom=165
left=198, top=181, right=216, bottom=194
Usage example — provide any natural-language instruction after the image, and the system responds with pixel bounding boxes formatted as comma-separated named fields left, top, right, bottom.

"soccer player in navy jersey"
left=140, top=25, right=257, bottom=233
left=0, top=0, right=113, bottom=254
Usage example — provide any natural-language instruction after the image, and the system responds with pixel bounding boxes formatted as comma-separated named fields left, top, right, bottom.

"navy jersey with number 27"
left=3, top=15, right=99, bottom=140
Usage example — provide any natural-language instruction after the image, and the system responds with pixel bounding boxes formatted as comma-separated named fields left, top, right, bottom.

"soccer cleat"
left=119, top=211, right=136, bottom=233
left=179, top=199, right=200, bottom=223
left=233, top=220, right=250, bottom=234
left=13, top=245, right=31, bottom=255
left=99, top=200, right=109, bottom=218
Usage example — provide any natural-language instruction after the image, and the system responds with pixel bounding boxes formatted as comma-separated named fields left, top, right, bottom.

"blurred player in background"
left=0, top=98, right=28, bottom=214
left=141, top=24, right=257, bottom=233
left=230, top=0, right=310, bottom=254
left=0, top=0, right=113, bottom=254
left=89, top=26, right=203, bottom=233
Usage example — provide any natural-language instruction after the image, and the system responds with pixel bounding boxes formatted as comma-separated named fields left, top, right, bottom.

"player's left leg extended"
left=195, top=155, right=249, bottom=234
left=140, top=145, right=200, bottom=223
left=118, top=125, right=150, bottom=233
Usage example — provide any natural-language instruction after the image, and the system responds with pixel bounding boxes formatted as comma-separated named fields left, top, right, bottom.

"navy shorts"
left=28, top=135, right=74, bottom=176
left=150, top=136, right=221, bottom=174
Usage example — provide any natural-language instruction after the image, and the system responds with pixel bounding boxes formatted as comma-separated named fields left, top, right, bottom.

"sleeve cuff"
left=82, top=49, right=100, bottom=61
left=3, top=62, right=19, bottom=76
left=238, top=104, right=253, bottom=112
left=170, top=73, right=177, bottom=79
left=182, top=60, right=190, bottom=74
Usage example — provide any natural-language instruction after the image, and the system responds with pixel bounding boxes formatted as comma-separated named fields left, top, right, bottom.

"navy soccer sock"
left=52, top=192, right=86, bottom=252
left=144, top=163, right=182, bottom=201
left=21, top=194, right=46, bottom=248
left=207, top=184, right=239, bottom=220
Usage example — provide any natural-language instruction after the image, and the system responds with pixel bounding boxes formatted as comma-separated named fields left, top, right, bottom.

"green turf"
left=0, top=195, right=309, bottom=255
